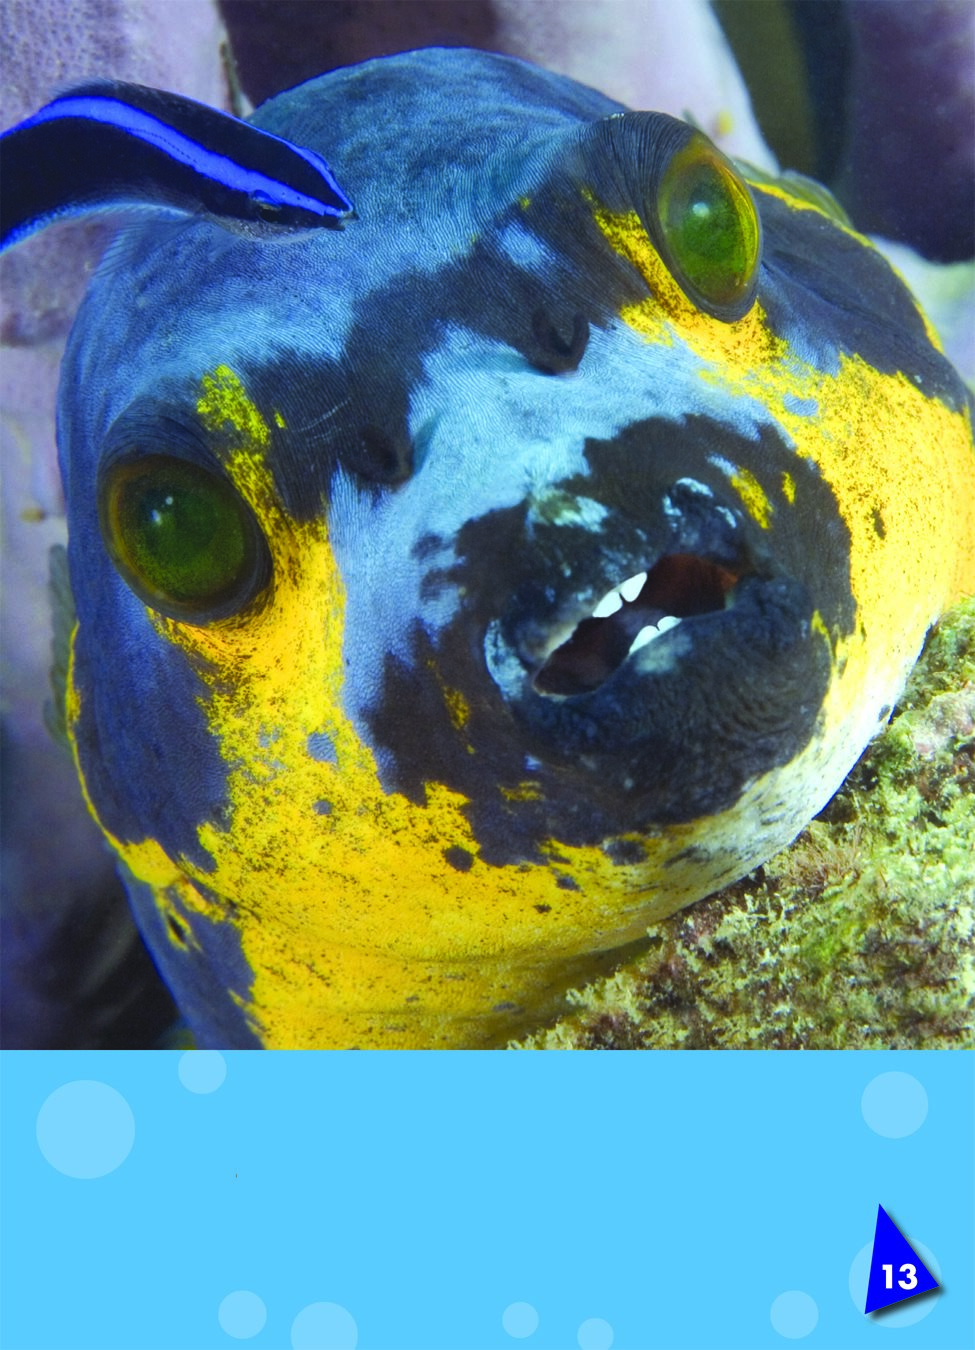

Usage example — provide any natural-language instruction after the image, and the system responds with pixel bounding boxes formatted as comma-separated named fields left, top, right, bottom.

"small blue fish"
left=0, top=80, right=353, bottom=250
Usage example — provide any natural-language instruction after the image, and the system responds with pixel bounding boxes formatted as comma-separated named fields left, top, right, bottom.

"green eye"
left=99, top=453, right=270, bottom=623
left=656, top=133, right=761, bottom=319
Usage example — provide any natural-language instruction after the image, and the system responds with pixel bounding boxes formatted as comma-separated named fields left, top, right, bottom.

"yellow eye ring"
left=656, top=132, right=761, bottom=320
left=98, top=452, right=271, bottom=623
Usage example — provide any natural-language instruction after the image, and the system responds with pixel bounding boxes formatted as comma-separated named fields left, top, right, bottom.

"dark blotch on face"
left=366, top=412, right=855, bottom=859
left=444, top=844, right=475, bottom=871
left=602, top=837, right=647, bottom=865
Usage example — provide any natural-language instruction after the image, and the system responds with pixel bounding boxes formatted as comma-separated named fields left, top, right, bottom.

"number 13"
left=882, top=1263, right=918, bottom=1290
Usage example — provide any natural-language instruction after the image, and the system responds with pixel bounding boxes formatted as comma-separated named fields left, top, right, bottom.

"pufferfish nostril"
left=534, top=552, right=741, bottom=696
left=528, top=307, right=591, bottom=374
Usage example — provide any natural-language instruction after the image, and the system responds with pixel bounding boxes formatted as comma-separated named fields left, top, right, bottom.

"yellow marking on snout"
left=730, top=467, right=772, bottom=528
left=426, top=659, right=470, bottom=732
left=500, top=782, right=544, bottom=803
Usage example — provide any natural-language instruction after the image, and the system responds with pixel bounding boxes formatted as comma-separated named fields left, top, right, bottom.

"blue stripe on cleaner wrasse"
left=3, top=48, right=973, bottom=1047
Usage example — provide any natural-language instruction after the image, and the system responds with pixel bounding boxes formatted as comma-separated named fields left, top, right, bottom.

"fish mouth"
left=383, top=442, right=838, bottom=837
left=533, top=551, right=741, bottom=697
left=479, top=467, right=825, bottom=821
left=382, top=419, right=846, bottom=839
left=490, top=475, right=760, bottom=711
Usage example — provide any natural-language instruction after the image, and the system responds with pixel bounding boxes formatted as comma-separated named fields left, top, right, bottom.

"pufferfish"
left=3, top=48, right=973, bottom=1048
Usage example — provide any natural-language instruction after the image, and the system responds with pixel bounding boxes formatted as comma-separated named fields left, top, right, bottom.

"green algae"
left=515, top=597, right=975, bottom=1050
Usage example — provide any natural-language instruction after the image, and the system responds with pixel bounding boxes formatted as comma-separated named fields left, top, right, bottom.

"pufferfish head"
left=58, top=48, right=975, bottom=1048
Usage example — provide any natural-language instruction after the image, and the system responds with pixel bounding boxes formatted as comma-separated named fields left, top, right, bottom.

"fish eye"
left=252, top=189, right=283, bottom=221
left=98, top=453, right=271, bottom=623
left=656, top=132, right=761, bottom=320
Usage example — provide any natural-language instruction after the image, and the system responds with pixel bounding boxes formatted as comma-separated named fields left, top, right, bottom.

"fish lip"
left=489, top=480, right=760, bottom=703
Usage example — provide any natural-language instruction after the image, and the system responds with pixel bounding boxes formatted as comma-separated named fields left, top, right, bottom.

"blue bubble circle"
left=849, top=1241, right=941, bottom=1326
left=770, top=1291, right=819, bottom=1339
left=577, top=1318, right=614, bottom=1350
left=36, top=1081, right=135, bottom=1178
left=219, top=1291, right=267, bottom=1339
left=861, top=1072, right=927, bottom=1137
left=502, top=1302, right=539, bottom=1338
left=291, top=1302, right=357, bottom=1350
left=178, top=1050, right=228, bottom=1094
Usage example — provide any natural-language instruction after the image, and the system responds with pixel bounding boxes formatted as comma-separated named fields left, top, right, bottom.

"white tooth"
left=619, top=571, right=647, bottom=603
left=628, top=625, right=658, bottom=655
left=592, top=588, right=624, bottom=618
left=627, top=615, right=682, bottom=656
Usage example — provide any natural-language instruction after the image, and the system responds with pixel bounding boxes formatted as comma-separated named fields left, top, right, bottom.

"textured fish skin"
left=55, top=49, right=975, bottom=1048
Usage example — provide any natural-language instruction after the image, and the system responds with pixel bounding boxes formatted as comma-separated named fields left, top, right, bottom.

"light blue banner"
left=1, top=1051, right=971, bottom=1349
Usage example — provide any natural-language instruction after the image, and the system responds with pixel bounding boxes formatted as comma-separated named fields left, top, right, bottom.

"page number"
left=882, top=1263, right=918, bottom=1291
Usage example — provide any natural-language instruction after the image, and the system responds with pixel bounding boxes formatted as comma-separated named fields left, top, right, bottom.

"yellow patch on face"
left=591, top=195, right=974, bottom=592
left=730, top=467, right=772, bottom=528
left=500, top=782, right=544, bottom=803
left=198, top=365, right=272, bottom=453
left=444, top=687, right=470, bottom=731
left=425, top=659, right=470, bottom=732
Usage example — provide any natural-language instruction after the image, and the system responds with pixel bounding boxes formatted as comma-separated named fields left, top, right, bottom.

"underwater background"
left=0, top=0, right=972, bottom=1049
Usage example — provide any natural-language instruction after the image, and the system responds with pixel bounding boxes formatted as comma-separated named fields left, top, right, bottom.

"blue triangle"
left=865, top=1205, right=940, bottom=1314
